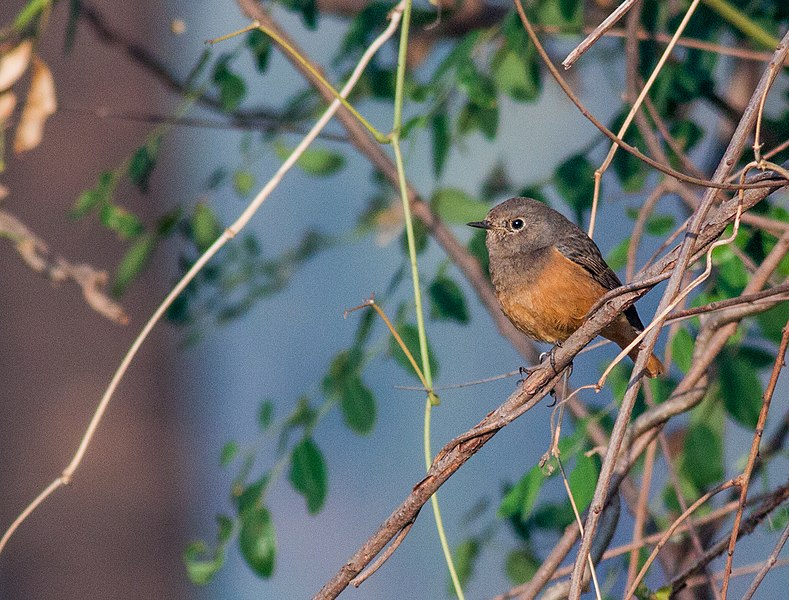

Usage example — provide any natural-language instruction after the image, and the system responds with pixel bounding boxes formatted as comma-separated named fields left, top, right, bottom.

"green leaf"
left=100, top=204, right=144, bottom=240
left=239, top=506, right=276, bottom=578
left=499, top=466, right=544, bottom=520
left=740, top=345, right=775, bottom=369
left=516, top=185, right=549, bottom=206
left=672, top=328, right=694, bottom=373
left=612, top=124, right=648, bottom=193
left=167, top=294, right=191, bottom=324
left=400, top=115, right=426, bottom=141
left=283, top=0, right=318, bottom=29
left=128, top=136, right=161, bottom=193
left=220, top=441, right=238, bottom=467
left=506, top=548, right=539, bottom=584
left=537, top=0, right=582, bottom=28
left=389, top=322, right=439, bottom=379
left=112, top=233, right=155, bottom=296
left=670, top=119, right=703, bottom=153
left=235, top=475, right=268, bottom=514
left=554, top=153, right=595, bottom=223
left=340, top=376, right=376, bottom=435
left=492, top=48, right=540, bottom=103
left=183, top=514, right=234, bottom=585
left=233, top=169, right=255, bottom=196
left=258, top=400, right=274, bottom=430
left=716, top=252, right=748, bottom=293
left=183, top=540, right=225, bottom=586
left=431, top=112, right=450, bottom=177
left=289, top=437, right=328, bottom=514
left=281, top=396, right=318, bottom=439
left=450, top=538, right=480, bottom=594
left=212, top=55, right=247, bottom=111
left=757, top=301, right=789, bottom=344
left=558, top=0, right=577, bottom=22
left=645, top=214, right=676, bottom=236
left=191, top=203, right=223, bottom=251
left=156, top=208, right=182, bottom=237
left=431, top=188, right=488, bottom=224
left=605, top=237, right=630, bottom=271
left=70, top=170, right=116, bottom=218
left=457, top=62, right=497, bottom=109
left=681, top=422, right=723, bottom=491
left=14, top=0, right=50, bottom=31
left=246, top=29, right=272, bottom=72
left=323, top=350, right=360, bottom=399
left=717, top=348, right=763, bottom=428
left=274, top=141, right=345, bottom=176
left=401, top=216, right=429, bottom=255
left=429, top=274, right=469, bottom=323
left=567, top=453, right=599, bottom=514
left=458, top=102, right=498, bottom=140
left=531, top=501, right=575, bottom=531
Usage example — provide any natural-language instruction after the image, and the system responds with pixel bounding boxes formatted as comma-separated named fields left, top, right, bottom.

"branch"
left=567, top=27, right=789, bottom=596
left=720, top=322, right=789, bottom=598
left=79, top=1, right=313, bottom=133
left=669, top=479, right=789, bottom=595
left=0, top=1, right=404, bottom=557
left=0, top=208, right=127, bottom=323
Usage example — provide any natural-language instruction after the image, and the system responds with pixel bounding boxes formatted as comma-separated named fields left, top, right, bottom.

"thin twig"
left=626, top=479, right=737, bottom=598
left=741, top=519, right=789, bottom=600
left=625, top=432, right=656, bottom=592
left=568, top=26, right=789, bottom=597
left=720, top=321, right=789, bottom=599
left=562, top=0, right=642, bottom=69
left=0, top=2, right=406, bottom=557
left=669, top=479, right=789, bottom=594
left=512, top=0, right=787, bottom=194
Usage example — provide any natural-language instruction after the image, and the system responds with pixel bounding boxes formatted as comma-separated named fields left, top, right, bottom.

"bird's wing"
left=555, top=235, right=645, bottom=331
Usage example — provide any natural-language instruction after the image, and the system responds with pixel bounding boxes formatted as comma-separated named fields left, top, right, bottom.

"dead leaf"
left=0, top=91, right=16, bottom=122
left=14, top=56, right=57, bottom=153
left=0, top=40, right=33, bottom=92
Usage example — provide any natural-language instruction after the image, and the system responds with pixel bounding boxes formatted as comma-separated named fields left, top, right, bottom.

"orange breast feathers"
left=494, top=246, right=609, bottom=343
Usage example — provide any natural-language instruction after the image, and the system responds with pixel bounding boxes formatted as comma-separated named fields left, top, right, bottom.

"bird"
left=467, top=197, right=664, bottom=378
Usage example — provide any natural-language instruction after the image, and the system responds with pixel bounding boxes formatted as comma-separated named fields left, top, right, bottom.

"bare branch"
left=720, top=322, right=789, bottom=598
left=0, top=208, right=127, bottom=323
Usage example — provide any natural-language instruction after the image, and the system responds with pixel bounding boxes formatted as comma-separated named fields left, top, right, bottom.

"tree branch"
left=0, top=208, right=127, bottom=323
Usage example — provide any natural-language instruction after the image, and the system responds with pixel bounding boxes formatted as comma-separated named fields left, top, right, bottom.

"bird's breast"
left=491, top=246, right=609, bottom=343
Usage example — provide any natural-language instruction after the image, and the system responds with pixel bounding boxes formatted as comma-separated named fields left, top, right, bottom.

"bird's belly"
left=494, top=255, right=608, bottom=343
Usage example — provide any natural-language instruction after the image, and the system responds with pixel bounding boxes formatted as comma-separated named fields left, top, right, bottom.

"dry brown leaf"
left=0, top=40, right=33, bottom=92
left=0, top=91, right=16, bottom=122
left=13, top=56, right=57, bottom=153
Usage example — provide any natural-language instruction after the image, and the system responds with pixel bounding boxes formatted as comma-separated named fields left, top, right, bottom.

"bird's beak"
left=467, top=220, right=491, bottom=230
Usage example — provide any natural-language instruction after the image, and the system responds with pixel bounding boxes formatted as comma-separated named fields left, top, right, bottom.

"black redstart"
left=468, top=197, right=664, bottom=378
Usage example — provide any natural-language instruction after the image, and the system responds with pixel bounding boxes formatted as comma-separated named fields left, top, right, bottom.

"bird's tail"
left=626, top=346, right=665, bottom=378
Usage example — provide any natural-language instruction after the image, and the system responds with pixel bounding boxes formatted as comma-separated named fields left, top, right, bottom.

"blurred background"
left=1, top=1, right=787, bottom=599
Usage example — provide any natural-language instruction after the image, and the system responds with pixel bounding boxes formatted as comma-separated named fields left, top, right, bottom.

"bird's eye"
left=511, top=218, right=525, bottom=230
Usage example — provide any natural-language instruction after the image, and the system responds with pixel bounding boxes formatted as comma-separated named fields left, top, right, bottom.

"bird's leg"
left=517, top=365, right=536, bottom=384
left=518, top=343, right=573, bottom=387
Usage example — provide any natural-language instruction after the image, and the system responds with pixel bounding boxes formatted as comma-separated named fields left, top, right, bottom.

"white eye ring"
left=511, top=218, right=525, bottom=230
